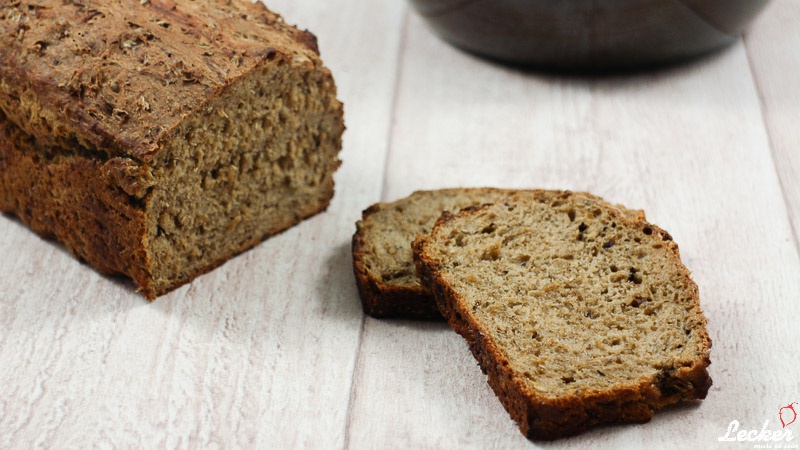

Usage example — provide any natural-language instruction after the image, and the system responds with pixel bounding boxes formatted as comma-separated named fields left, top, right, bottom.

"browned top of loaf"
left=0, top=0, right=321, bottom=162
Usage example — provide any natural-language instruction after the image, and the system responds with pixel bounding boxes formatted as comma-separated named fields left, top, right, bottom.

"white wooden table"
left=2, top=1, right=799, bottom=448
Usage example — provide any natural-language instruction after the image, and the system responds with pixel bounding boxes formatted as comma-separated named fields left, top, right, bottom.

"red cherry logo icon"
left=779, top=402, right=798, bottom=428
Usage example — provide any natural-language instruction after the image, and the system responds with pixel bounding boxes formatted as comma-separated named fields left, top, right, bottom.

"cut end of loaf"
left=138, top=54, right=344, bottom=298
left=413, top=191, right=712, bottom=439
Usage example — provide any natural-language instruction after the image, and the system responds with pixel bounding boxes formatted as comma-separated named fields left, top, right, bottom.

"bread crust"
left=0, top=0, right=322, bottom=161
left=352, top=188, right=527, bottom=320
left=413, top=190, right=712, bottom=440
left=0, top=114, right=150, bottom=284
left=352, top=218, right=441, bottom=319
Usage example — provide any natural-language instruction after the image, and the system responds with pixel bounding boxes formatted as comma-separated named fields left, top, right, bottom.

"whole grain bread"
left=413, top=190, right=712, bottom=439
left=353, top=188, right=643, bottom=319
left=0, top=0, right=344, bottom=298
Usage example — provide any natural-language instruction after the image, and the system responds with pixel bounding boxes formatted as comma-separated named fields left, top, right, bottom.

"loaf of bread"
left=413, top=190, right=712, bottom=439
left=0, top=0, right=344, bottom=298
left=353, top=188, right=644, bottom=319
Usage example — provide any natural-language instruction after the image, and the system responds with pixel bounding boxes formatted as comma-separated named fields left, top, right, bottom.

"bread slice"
left=0, top=0, right=344, bottom=298
left=412, top=190, right=712, bottom=439
left=352, top=189, right=644, bottom=319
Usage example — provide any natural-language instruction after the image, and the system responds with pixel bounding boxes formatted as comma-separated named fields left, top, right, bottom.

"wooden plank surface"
left=745, top=0, right=800, bottom=247
left=0, top=0, right=405, bottom=448
left=349, top=8, right=800, bottom=449
left=1, top=0, right=798, bottom=448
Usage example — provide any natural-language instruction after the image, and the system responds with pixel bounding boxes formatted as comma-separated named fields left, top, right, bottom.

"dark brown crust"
left=0, top=114, right=150, bottom=285
left=0, top=0, right=323, bottom=162
left=412, top=191, right=712, bottom=440
left=352, top=205, right=441, bottom=320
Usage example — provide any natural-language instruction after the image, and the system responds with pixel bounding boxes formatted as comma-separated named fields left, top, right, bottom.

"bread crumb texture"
left=414, top=190, right=712, bottom=439
left=0, top=0, right=344, bottom=298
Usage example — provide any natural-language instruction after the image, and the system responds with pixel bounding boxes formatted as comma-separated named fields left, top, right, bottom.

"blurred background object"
left=409, top=0, right=772, bottom=69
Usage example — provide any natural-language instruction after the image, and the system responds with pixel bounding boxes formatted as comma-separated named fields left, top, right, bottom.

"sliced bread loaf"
left=412, top=190, right=712, bottom=439
left=0, top=0, right=344, bottom=298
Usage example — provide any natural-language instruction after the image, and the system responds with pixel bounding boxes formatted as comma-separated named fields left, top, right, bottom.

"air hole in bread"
left=628, top=268, right=643, bottom=284
left=480, top=246, right=500, bottom=261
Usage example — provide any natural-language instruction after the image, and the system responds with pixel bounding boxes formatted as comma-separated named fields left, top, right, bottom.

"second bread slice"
left=413, top=190, right=712, bottom=439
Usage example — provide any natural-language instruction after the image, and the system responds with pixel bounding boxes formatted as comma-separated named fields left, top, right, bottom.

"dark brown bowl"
left=409, top=0, right=771, bottom=70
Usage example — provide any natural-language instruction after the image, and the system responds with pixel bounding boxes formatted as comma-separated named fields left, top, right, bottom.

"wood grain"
left=0, top=0, right=798, bottom=448
left=745, top=0, right=800, bottom=247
